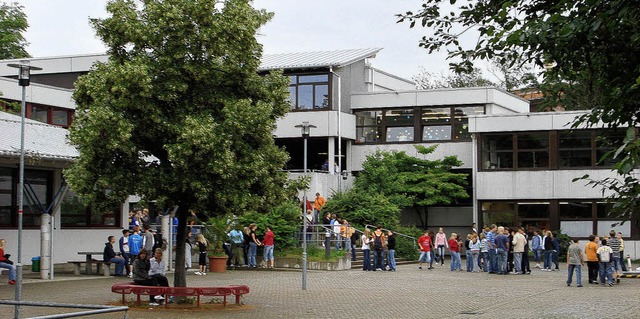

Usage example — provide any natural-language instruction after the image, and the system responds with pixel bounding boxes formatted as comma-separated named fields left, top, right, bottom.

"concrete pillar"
left=161, top=215, right=170, bottom=271
left=40, top=213, right=51, bottom=279
left=328, top=137, right=336, bottom=175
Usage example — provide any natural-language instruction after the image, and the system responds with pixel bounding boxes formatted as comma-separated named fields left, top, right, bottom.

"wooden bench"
left=68, top=261, right=112, bottom=276
left=111, top=282, right=250, bottom=307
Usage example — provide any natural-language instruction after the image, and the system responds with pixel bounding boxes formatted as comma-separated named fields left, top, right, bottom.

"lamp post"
left=295, top=121, right=315, bottom=290
left=7, top=62, right=42, bottom=318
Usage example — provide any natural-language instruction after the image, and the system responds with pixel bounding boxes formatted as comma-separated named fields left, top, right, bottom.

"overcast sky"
left=15, top=0, right=455, bottom=80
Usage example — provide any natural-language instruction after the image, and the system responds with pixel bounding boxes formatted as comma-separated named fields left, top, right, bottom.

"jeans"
left=620, top=252, right=628, bottom=271
left=567, top=264, right=582, bottom=286
left=497, top=248, right=508, bottom=274
left=335, top=234, right=342, bottom=250
left=612, top=257, right=622, bottom=272
left=263, top=245, right=274, bottom=261
left=470, top=251, right=479, bottom=272
left=481, top=251, right=489, bottom=272
left=0, top=262, right=16, bottom=281
left=552, top=250, right=559, bottom=269
left=373, top=248, right=384, bottom=270
left=419, top=251, right=431, bottom=263
left=363, top=249, right=371, bottom=270
left=430, top=250, right=435, bottom=268
left=248, top=242, right=258, bottom=267
left=351, top=242, right=356, bottom=261
left=450, top=251, right=461, bottom=271
left=122, top=253, right=131, bottom=274
left=109, top=257, right=126, bottom=275
left=465, top=250, right=472, bottom=272
left=599, top=261, right=613, bottom=284
left=513, top=252, right=523, bottom=273
left=388, top=249, right=396, bottom=270
left=437, top=245, right=446, bottom=265
left=533, top=249, right=542, bottom=262
left=543, top=250, right=553, bottom=269
left=488, top=248, right=497, bottom=273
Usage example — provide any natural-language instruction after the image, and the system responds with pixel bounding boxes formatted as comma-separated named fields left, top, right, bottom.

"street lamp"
left=294, top=121, right=315, bottom=290
left=7, top=62, right=42, bottom=318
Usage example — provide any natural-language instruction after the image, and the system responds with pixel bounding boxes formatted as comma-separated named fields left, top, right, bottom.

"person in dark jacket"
left=386, top=230, right=397, bottom=271
left=103, top=236, right=125, bottom=276
left=132, top=250, right=162, bottom=306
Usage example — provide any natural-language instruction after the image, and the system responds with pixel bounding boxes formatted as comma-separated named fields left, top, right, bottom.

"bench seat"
left=111, top=282, right=250, bottom=307
left=68, top=261, right=113, bottom=276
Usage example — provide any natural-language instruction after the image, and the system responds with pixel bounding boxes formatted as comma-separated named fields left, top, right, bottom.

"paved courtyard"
left=1, top=264, right=639, bottom=318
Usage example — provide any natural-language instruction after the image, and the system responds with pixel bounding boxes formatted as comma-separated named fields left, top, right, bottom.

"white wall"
left=469, top=111, right=590, bottom=133
left=350, top=142, right=473, bottom=171
left=0, top=78, right=75, bottom=110
left=289, top=172, right=354, bottom=199
left=274, top=111, right=356, bottom=139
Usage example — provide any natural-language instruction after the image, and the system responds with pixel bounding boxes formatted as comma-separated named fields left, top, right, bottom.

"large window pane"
left=422, top=125, right=451, bottom=141
left=559, top=131, right=592, bottom=148
left=384, top=109, right=414, bottom=126
left=481, top=134, right=513, bottom=169
left=421, top=107, right=451, bottom=124
left=597, top=221, right=630, bottom=237
left=314, top=85, right=329, bottom=109
left=517, top=132, right=549, bottom=149
left=356, top=127, right=383, bottom=143
left=0, top=168, right=12, bottom=190
left=561, top=221, right=593, bottom=237
left=355, top=111, right=382, bottom=126
left=559, top=150, right=592, bottom=167
left=297, top=85, right=313, bottom=110
left=0, top=193, right=11, bottom=225
left=483, top=134, right=513, bottom=150
left=286, top=86, right=296, bottom=109
left=298, top=74, right=328, bottom=83
left=518, top=203, right=550, bottom=219
left=559, top=201, right=593, bottom=219
left=517, top=151, right=549, bottom=168
left=386, top=127, right=414, bottom=142
left=481, top=201, right=516, bottom=226
left=52, top=110, right=69, bottom=126
left=31, top=106, right=48, bottom=123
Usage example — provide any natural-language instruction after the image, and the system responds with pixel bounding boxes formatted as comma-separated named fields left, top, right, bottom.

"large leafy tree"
left=0, top=2, right=29, bottom=59
left=66, top=0, right=290, bottom=287
left=399, top=0, right=640, bottom=221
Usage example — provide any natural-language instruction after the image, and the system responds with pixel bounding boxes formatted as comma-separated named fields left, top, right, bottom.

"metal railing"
left=365, top=224, right=417, bottom=249
left=0, top=300, right=128, bottom=319
left=297, top=223, right=417, bottom=250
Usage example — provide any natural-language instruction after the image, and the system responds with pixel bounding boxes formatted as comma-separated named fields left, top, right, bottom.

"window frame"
left=286, top=72, right=331, bottom=111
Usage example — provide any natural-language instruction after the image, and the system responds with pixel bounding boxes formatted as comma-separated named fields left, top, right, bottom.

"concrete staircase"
left=349, top=249, right=417, bottom=270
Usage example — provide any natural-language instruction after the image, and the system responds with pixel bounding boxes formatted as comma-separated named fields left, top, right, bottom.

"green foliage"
left=321, top=188, right=401, bottom=227
left=0, top=2, right=29, bottom=59
left=281, top=246, right=347, bottom=262
left=553, top=230, right=573, bottom=260
left=235, top=201, right=300, bottom=250
left=203, top=214, right=232, bottom=256
left=413, top=67, right=495, bottom=90
left=399, top=0, right=640, bottom=222
left=393, top=226, right=422, bottom=260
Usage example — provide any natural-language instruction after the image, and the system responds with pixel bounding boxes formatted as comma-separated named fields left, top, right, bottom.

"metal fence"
left=0, top=300, right=128, bottom=319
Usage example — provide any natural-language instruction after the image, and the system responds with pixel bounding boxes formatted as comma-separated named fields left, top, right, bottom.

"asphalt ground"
left=1, top=264, right=639, bottom=319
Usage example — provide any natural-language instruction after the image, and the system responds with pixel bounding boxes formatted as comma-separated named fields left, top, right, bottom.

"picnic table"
left=77, top=251, right=103, bottom=274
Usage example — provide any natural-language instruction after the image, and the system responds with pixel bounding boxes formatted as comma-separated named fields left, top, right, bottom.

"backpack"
left=373, top=232, right=383, bottom=250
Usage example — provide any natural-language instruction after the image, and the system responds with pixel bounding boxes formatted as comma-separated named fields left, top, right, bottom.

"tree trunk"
left=173, top=204, right=189, bottom=288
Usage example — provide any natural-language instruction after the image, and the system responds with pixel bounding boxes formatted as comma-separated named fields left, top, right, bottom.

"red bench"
left=111, top=282, right=250, bottom=307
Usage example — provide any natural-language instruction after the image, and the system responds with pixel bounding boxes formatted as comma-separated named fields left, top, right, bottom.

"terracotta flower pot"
left=208, top=256, right=227, bottom=272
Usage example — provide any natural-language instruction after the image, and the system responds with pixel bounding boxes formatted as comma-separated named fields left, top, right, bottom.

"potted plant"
left=204, top=215, right=230, bottom=272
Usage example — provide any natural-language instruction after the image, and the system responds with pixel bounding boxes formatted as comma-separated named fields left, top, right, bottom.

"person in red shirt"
left=262, top=226, right=275, bottom=269
left=448, top=233, right=462, bottom=271
left=417, top=230, right=432, bottom=270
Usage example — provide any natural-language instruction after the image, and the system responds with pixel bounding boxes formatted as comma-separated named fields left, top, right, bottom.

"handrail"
left=0, top=300, right=128, bottom=319
left=365, top=224, right=417, bottom=248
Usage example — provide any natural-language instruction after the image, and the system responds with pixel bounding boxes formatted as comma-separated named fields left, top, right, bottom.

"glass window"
left=561, top=221, right=594, bottom=237
left=297, top=85, right=313, bottom=110
left=454, top=106, right=484, bottom=141
left=559, top=131, right=593, bottom=167
left=356, top=126, right=383, bottom=143
left=596, top=129, right=626, bottom=166
left=286, top=86, right=296, bottom=109
left=288, top=75, right=297, bottom=85
left=0, top=168, right=12, bottom=190
left=61, top=191, right=122, bottom=228
left=517, top=132, right=549, bottom=168
left=517, top=132, right=549, bottom=149
left=481, top=134, right=513, bottom=169
left=481, top=201, right=516, bottom=226
left=355, top=111, right=382, bottom=126
left=52, top=110, right=69, bottom=126
left=422, top=125, right=451, bottom=141
left=314, top=85, right=329, bottom=109
left=298, top=74, right=328, bottom=83
left=384, top=109, right=413, bottom=126
left=596, top=202, right=613, bottom=219
left=421, top=107, right=451, bottom=124
left=559, top=201, right=593, bottom=219
left=31, top=106, right=48, bottom=123
left=597, top=221, right=630, bottom=237
left=518, top=203, right=550, bottom=219
left=386, top=127, right=414, bottom=142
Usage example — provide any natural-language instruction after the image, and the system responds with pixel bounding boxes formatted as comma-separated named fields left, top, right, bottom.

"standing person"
left=417, top=230, right=432, bottom=270
left=313, top=192, right=326, bottom=222
left=185, top=232, right=193, bottom=271
left=486, top=224, right=497, bottom=273
left=607, top=230, right=622, bottom=282
left=322, top=212, right=331, bottom=247
left=465, top=234, right=473, bottom=272
left=304, top=209, right=314, bottom=242
left=435, top=228, right=448, bottom=267
left=103, top=236, right=126, bottom=276
left=494, top=226, right=510, bottom=275
left=350, top=228, right=359, bottom=261
left=119, top=229, right=131, bottom=276
left=597, top=239, right=614, bottom=286
left=228, top=227, right=245, bottom=268
left=428, top=230, right=436, bottom=269
left=552, top=234, right=560, bottom=271
left=248, top=223, right=261, bottom=268
left=342, top=220, right=354, bottom=256
left=531, top=230, right=542, bottom=268
left=0, top=239, right=16, bottom=285
left=361, top=229, right=372, bottom=271
left=371, top=225, right=386, bottom=271
left=142, top=224, right=155, bottom=256
left=149, top=248, right=169, bottom=291
left=387, top=230, right=397, bottom=271
left=617, top=232, right=627, bottom=272
left=566, top=238, right=584, bottom=287
left=132, top=250, right=162, bottom=306
left=479, top=233, right=489, bottom=272
left=512, top=227, right=526, bottom=275
left=542, top=230, right=554, bottom=271
left=128, top=226, right=143, bottom=278
left=332, top=216, right=342, bottom=250
left=584, top=235, right=600, bottom=284
left=521, top=232, right=531, bottom=275
left=242, top=226, right=251, bottom=266
left=448, top=233, right=462, bottom=271
left=262, top=225, right=275, bottom=269
left=196, top=234, right=208, bottom=275
left=506, top=228, right=514, bottom=273
left=469, top=234, right=480, bottom=272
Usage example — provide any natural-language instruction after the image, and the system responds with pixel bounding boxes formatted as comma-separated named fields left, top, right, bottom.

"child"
left=566, top=238, right=583, bottom=287
left=361, top=229, right=372, bottom=271
left=417, top=230, right=431, bottom=270
left=263, top=226, right=275, bottom=269
left=196, top=234, right=208, bottom=275
left=387, top=230, right=396, bottom=271
left=449, top=233, right=461, bottom=271
left=597, top=239, right=614, bottom=286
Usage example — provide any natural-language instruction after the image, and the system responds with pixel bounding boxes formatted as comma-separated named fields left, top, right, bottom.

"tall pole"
left=302, top=135, right=308, bottom=290
left=15, top=83, right=26, bottom=319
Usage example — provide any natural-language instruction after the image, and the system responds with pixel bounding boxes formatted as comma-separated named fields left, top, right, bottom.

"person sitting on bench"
left=133, top=249, right=163, bottom=306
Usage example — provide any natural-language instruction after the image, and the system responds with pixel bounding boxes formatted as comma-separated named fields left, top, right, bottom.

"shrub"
left=393, top=225, right=422, bottom=260
left=235, top=201, right=300, bottom=250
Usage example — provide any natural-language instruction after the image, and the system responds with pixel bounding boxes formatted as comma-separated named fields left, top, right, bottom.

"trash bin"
left=31, top=256, right=40, bottom=272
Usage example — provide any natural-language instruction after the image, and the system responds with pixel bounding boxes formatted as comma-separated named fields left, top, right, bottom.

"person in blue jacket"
left=128, top=226, right=143, bottom=277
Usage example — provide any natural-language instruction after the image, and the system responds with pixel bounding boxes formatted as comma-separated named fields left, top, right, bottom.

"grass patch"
left=277, top=246, right=346, bottom=262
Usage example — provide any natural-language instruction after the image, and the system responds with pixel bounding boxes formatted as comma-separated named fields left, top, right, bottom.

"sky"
left=14, top=0, right=454, bottom=80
